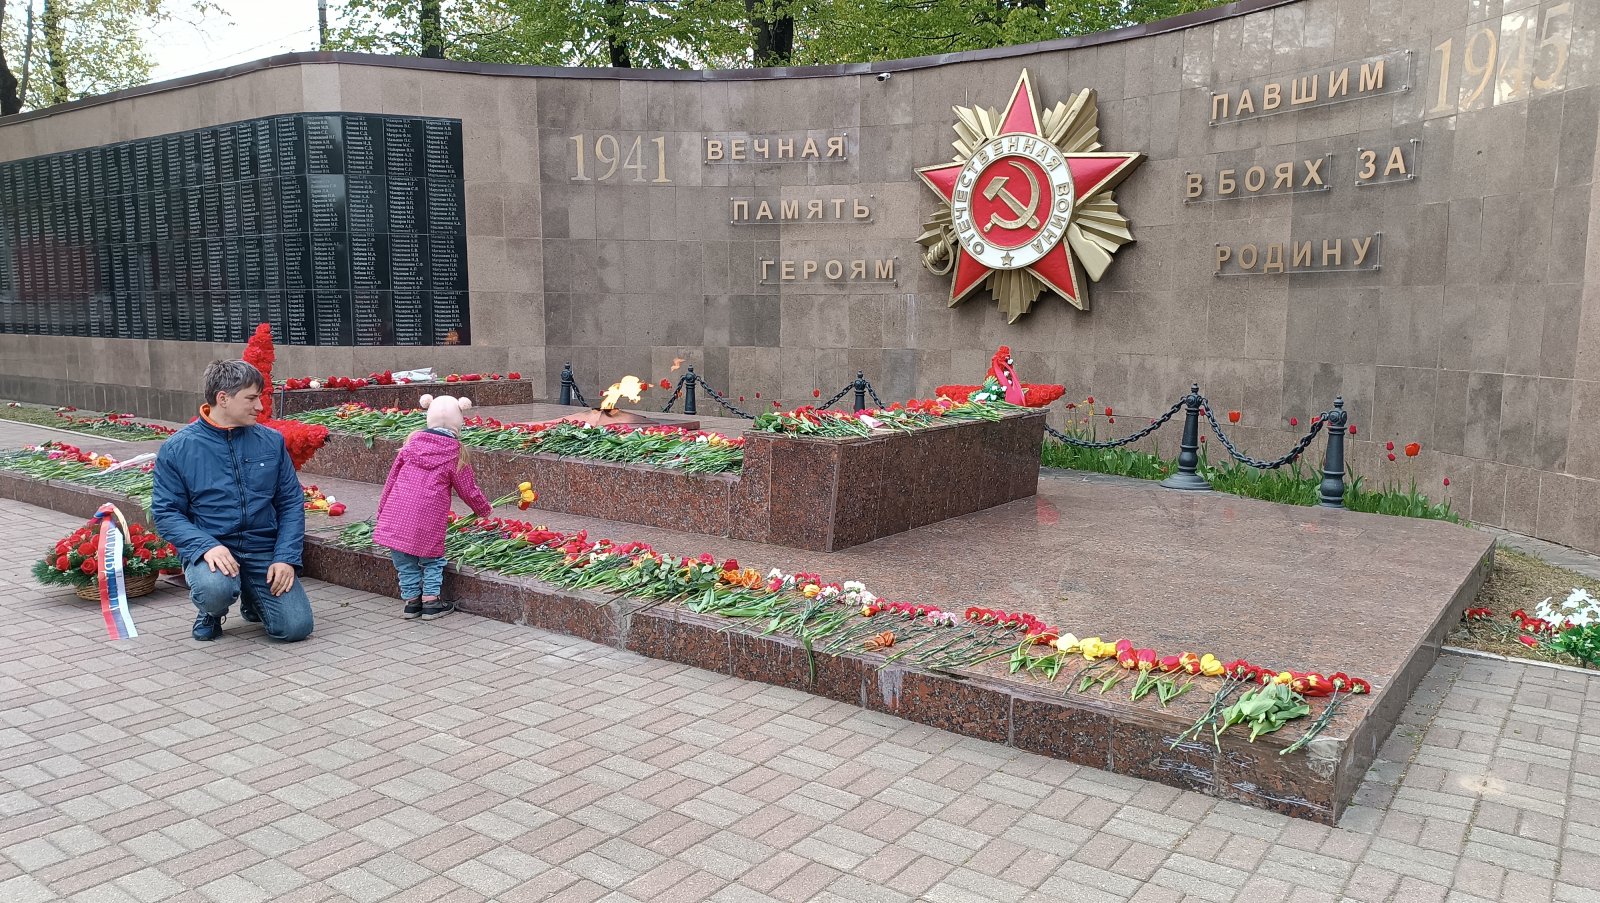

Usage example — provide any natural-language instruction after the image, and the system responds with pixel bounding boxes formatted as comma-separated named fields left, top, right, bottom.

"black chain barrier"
left=1043, top=397, right=1185, bottom=449
left=1199, top=399, right=1335, bottom=470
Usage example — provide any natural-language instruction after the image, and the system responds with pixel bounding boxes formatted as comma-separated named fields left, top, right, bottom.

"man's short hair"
left=202, top=360, right=266, bottom=407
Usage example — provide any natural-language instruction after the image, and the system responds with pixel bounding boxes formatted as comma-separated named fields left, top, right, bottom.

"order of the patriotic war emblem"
left=917, top=70, right=1145, bottom=323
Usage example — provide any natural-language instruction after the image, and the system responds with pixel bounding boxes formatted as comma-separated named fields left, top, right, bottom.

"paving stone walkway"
left=1, top=497, right=1597, bottom=903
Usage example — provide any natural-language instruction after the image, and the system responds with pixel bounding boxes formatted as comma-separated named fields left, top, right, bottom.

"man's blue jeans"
left=390, top=550, right=446, bottom=599
left=184, top=547, right=314, bottom=642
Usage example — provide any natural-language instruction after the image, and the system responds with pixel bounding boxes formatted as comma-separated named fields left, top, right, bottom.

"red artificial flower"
left=1227, top=410, right=1241, bottom=423
left=137, top=548, right=152, bottom=560
left=659, top=378, right=671, bottom=389
left=56, top=555, right=70, bottom=570
left=81, top=558, right=97, bottom=574
left=1404, top=442, right=1420, bottom=457
left=77, top=542, right=95, bottom=557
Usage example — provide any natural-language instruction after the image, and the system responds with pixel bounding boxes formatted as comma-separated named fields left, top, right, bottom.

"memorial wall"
left=1, top=0, right=1599, bottom=553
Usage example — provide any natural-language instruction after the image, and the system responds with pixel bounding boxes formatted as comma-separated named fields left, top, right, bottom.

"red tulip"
left=1103, top=406, right=1112, bottom=415
left=813, top=389, right=821, bottom=398
left=328, top=503, right=346, bottom=516
left=1404, top=442, right=1420, bottom=457
left=508, top=372, right=521, bottom=380
left=1086, top=396, right=1095, bottom=404
left=1349, top=425, right=1358, bottom=435
left=1227, top=410, right=1241, bottom=423
left=659, top=378, right=671, bottom=389
left=1443, top=477, right=1450, bottom=487
left=1289, top=417, right=1299, bottom=426
left=1385, top=441, right=1394, bottom=451
left=1387, top=453, right=1396, bottom=461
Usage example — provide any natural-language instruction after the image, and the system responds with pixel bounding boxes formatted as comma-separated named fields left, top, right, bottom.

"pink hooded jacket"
left=374, top=430, right=493, bottom=558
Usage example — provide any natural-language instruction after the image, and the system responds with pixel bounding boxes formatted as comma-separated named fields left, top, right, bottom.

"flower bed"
left=273, top=375, right=537, bottom=416
left=0, top=442, right=156, bottom=509
left=289, top=404, right=744, bottom=473
left=0, top=403, right=175, bottom=440
left=750, top=397, right=1025, bottom=437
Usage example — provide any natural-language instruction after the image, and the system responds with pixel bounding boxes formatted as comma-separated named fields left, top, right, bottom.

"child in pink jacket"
left=374, top=394, right=493, bottom=620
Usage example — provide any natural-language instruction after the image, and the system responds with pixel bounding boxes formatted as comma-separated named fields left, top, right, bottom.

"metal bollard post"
left=1318, top=397, right=1348, bottom=508
left=559, top=362, right=574, bottom=406
left=1160, top=383, right=1212, bottom=492
left=684, top=366, right=697, bottom=416
left=853, top=371, right=868, bottom=412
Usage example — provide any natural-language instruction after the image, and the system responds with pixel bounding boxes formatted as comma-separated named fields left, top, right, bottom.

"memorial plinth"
left=273, top=378, right=535, bottom=416
left=300, top=409, right=1047, bottom=551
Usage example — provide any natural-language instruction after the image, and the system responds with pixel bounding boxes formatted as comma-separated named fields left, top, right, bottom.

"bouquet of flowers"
left=32, top=517, right=181, bottom=597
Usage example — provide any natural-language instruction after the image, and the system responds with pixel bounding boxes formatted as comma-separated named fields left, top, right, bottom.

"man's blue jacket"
left=151, top=411, right=305, bottom=571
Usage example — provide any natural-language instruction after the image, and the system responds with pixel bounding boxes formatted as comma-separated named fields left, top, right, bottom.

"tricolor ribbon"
left=94, top=503, right=138, bottom=641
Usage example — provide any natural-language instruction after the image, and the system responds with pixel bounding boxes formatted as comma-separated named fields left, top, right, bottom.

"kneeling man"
left=153, top=359, right=314, bottom=642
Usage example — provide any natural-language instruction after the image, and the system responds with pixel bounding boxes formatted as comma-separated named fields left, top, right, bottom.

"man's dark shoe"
left=419, top=598, right=455, bottom=621
left=240, top=598, right=262, bottom=623
left=192, top=613, right=226, bottom=641
left=402, top=598, right=424, bottom=620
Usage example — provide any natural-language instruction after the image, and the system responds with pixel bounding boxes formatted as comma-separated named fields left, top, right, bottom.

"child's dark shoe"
left=420, top=597, right=455, bottom=621
left=402, top=598, right=423, bottom=619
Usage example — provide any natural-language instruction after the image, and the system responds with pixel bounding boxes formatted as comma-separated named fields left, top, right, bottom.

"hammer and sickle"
left=982, top=161, right=1043, bottom=233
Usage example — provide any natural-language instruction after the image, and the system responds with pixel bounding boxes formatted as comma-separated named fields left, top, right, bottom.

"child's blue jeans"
left=390, top=550, right=446, bottom=599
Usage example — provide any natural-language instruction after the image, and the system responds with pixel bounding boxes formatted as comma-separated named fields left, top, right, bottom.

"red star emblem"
left=917, top=71, right=1143, bottom=317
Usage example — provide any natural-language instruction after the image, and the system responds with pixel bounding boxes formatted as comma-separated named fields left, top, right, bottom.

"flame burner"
left=538, top=408, right=699, bottom=431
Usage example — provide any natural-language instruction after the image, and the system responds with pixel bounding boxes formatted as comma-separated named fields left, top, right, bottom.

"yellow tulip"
left=312, top=499, right=329, bottom=510
left=518, top=481, right=532, bottom=491
left=1199, top=653, right=1225, bottom=677
left=1052, top=633, right=1081, bottom=654
left=802, top=584, right=821, bottom=598
left=1080, top=637, right=1110, bottom=661
left=1274, top=671, right=1294, bottom=685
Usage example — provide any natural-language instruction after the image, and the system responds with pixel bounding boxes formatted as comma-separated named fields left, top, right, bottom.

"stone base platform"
left=0, top=464, right=1493, bottom=824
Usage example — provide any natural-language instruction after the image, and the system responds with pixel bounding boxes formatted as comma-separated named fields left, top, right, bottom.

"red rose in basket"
left=32, top=517, right=181, bottom=598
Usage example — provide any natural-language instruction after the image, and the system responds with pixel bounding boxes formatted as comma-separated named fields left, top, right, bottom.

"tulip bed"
left=0, top=403, right=175, bottom=441
left=336, top=511, right=1371, bottom=754
left=749, top=397, right=1024, bottom=438
left=289, top=404, right=746, bottom=474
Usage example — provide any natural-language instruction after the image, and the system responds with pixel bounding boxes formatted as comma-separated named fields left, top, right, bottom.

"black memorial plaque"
left=0, top=113, right=467, bottom=345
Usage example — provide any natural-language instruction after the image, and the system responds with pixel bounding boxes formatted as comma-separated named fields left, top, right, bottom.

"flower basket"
left=33, top=517, right=181, bottom=598
left=75, top=572, right=158, bottom=601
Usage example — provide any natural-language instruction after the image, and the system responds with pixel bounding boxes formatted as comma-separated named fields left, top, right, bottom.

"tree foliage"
left=330, top=0, right=1229, bottom=69
left=0, top=0, right=213, bottom=114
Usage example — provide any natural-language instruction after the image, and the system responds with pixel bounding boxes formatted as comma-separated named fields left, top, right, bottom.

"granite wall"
left=2, top=0, right=1599, bottom=550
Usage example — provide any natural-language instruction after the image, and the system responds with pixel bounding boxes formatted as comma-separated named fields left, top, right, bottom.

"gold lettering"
left=1322, top=239, right=1342, bottom=267
left=825, top=259, right=843, bottom=279
left=1239, top=244, right=1259, bottom=270
left=1263, top=83, right=1281, bottom=110
left=1360, top=60, right=1385, bottom=93
left=1218, top=169, right=1237, bottom=195
left=1293, top=241, right=1313, bottom=268
left=1292, top=75, right=1319, bottom=105
left=1328, top=67, right=1350, bottom=98
left=1215, top=245, right=1232, bottom=271
left=807, top=200, right=823, bottom=219
left=1352, top=235, right=1374, bottom=265
left=827, top=136, right=846, bottom=158
left=1384, top=145, right=1407, bottom=176
left=1244, top=166, right=1267, bottom=193
left=706, top=139, right=723, bottom=162
left=1358, top=150, right=1378, bottom=180
left=777, top=138, right=794, bottom=158
left=780, top=199, right=799, bottom=220
left=854, top=199, right=871, bottom=219
left=1302, top=158, right=1325, bottom=187
left=1211, top=93, right=1229, bottom=121
left=1262, top=244, right=1285, bottom=273
left=874, top=258, right=895, bottom=280
left=850, top=260, right=866, bottom=279
left=1237, top=89, right=1256, bottom=115
left=1273, top=162, right=1293, bottom=190
left=1187, top=172, right=1204, bottom=198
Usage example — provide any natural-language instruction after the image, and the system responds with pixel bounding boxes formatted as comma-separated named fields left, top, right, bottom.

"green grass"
left=1042, top=441, right=1461, bottom=524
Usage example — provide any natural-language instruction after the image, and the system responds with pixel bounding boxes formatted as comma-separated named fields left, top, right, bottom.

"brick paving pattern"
left=1, top=497, right=1596, bottom=902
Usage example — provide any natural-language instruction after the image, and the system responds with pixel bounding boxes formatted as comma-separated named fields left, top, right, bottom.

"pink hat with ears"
left=419, top=394, right=472, bottom=433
